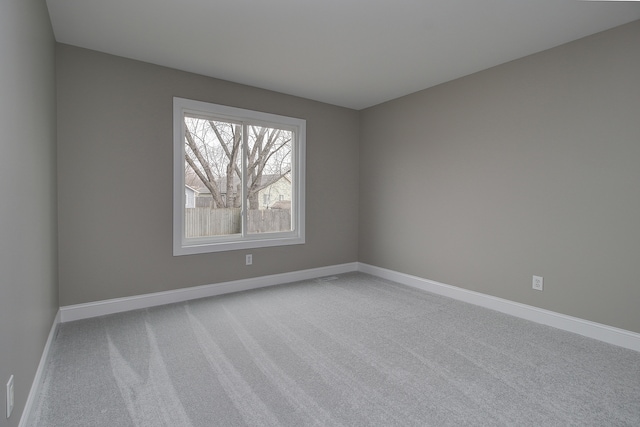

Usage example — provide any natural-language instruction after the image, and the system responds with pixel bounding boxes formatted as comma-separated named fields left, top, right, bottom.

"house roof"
left=270, top=200, right=291, bottom=210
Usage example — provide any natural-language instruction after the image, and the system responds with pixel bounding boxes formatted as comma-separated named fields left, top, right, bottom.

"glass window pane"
left=184, top=115, right=242, bottom=238
left=246, top=125, right=293, bottom=234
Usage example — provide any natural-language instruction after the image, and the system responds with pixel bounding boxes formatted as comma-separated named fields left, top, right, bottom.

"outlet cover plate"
left=532, top=275, right=544, bottom=291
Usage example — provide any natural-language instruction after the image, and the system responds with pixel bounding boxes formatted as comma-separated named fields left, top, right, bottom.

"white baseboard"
left=58, top=260, right=640, bottom=352
left=358, top=263, right=640, bottom=352
left=19, top=310, right=60, bottom=427
left=60, top=263, right=359, bottom=323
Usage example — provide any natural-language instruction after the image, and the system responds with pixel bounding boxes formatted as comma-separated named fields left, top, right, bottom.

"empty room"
left=1, top=0, right=640, bottom=426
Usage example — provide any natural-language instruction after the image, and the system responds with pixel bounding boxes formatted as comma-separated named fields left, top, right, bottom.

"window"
left=173, top=97, right=305, bottom=255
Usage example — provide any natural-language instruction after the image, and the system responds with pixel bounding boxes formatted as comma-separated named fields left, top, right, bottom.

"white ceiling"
left=46, top=0, right=640, bottom=110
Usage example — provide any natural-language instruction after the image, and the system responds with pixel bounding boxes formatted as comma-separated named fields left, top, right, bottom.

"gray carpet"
left=30, top=273, right=640, bottom=426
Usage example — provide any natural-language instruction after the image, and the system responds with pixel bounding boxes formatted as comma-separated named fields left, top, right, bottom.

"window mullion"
left=241, top=122, right=248, bottom=237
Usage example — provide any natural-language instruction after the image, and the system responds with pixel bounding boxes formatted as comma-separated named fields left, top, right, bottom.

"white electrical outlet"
left=246, top=254, right=252, bottom=265
left=6, top=375, right=14, bottom=418
left=532, top=275, right=543, bottom=291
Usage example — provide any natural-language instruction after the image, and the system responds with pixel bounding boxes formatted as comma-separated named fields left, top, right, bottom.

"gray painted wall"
left=0, top=0, right=58, bottom=426
left=360, top=21, right=640, bottom=334
left=57, top=44, right=360, bottom=306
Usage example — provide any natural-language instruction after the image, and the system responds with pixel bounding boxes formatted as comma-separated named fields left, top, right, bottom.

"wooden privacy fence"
left=185, top=208, right=291, bottom=237
left=248, top=209, right=292, bottom=234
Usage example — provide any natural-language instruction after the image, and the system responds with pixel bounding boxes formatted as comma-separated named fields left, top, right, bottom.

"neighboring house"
left=184, top=185, right=218, bottom=208
left=185, top=185, right=197, bottom=208
left=258, top=174, right=292, bottom=210
left=193, top=187, right=214, bottom=208
left=187, top=177, right=239, bottom=209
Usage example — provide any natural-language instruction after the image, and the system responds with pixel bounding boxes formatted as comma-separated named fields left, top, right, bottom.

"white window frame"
left=173, top=97, right=306, bottom=256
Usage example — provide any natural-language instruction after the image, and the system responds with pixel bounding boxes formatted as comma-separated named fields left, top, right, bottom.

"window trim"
left=173, top=97, right=306, bottom=256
